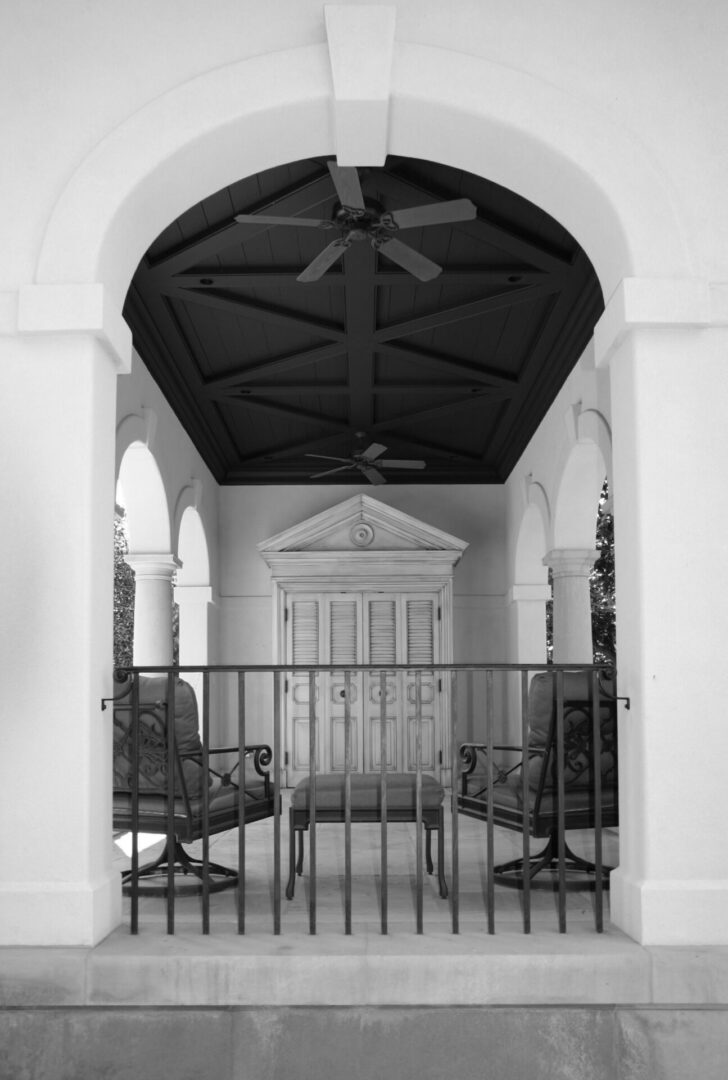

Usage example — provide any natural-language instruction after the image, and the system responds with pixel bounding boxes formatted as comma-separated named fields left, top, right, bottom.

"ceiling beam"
left=145, top=168, right=334, bottom=277
left=375, top=169, right=574, bottom=275
left=376, top=342, right=519, bottom=387
left=161, top=285, right=347, bottom=342
left=374, top=281, right=561, bottom=342
left=221, top=394, right=349, bottom=432
left=202, top=343, right=348, bottom=391
left=169, top=266, right=548, bottom=288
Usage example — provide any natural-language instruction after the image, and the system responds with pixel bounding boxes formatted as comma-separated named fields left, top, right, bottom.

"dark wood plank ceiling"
left=123, top=156, right=603, bottom=485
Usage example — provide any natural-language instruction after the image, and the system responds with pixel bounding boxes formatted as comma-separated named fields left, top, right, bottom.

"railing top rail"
left=116, top=662, right=614, bottom=675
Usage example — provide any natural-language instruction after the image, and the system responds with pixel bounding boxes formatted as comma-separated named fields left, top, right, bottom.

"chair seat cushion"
left=291, top=773, right=444, bottom=812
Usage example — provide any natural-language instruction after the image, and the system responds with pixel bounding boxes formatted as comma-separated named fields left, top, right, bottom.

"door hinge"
left=439, top=750, right=443, bottom=765
left=284, top=607, right=289, bottom=622
left=284, top=750, right=289, bottom=766
left=437, top=606, right=442, bottom=621
left=284, top=678, right=289, bottom=693
left=438, top=677, right=442, bottom=692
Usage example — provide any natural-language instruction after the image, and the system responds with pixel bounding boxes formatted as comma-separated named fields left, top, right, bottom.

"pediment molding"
left=258, top=495, right=468, bottom=588
left=258, top=494, right=468, bottom=556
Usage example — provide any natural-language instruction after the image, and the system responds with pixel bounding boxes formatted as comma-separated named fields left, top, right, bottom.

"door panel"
left=285, top=590, right=441, bottom=782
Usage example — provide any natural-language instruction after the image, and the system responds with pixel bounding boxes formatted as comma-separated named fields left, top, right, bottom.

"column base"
left=611, top=868, right=728, bottom=945
left=0, top=873, right=122, bottom=947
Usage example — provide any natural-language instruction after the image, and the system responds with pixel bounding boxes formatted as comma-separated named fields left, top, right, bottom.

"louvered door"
left=402, top=596, right=438, bottom=772
left=363, top=593, right=440, bottom=774
left=285, top=591, right=441, bottom=782
left=285, top=594, right=363, bottom=784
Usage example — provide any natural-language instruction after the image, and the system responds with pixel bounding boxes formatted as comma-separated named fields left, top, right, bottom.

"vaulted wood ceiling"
left=123, top=156, right=603, bottom=485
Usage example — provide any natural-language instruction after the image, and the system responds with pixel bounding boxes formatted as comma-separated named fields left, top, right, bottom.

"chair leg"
left=437, top=811, right=448, bottom=899
left=493, top=828, right=614, bottom=890
left=424, top=818, right=448, bottom=898
left=285, top=808, right=298, bottom=900
left=122, top=836, right=238, bottom=896
left=425, top=827, right=434, bottom=874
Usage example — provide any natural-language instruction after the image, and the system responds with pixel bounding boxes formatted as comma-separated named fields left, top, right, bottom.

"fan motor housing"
left=333, top=199, right=394, bottom=241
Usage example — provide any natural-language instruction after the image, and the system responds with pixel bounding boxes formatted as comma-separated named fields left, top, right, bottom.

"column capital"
left=15, top=283, right=132, bottom=373
left=593, top=277, right=726, bottom=369
left=124, top=552, right=181, bottom=580
left=544, top=548, right=598, bottom=578
left=506, top=584, right=552, bottom=604
left=173, top=584, right=217, bottom=606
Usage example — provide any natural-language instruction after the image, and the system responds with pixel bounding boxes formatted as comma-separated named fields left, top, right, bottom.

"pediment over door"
left=258, top=494, right=469, bottom=587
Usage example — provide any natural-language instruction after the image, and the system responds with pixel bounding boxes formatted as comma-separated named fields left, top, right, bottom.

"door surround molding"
left=259, top=495, right=469, bottom=783
left=259, top=495, right=468, bottom=650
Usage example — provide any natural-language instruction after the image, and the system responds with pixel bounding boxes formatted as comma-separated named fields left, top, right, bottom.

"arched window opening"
left=590, top=479, right=615, bottom=664
left=113, top=502, right=134, bottom=670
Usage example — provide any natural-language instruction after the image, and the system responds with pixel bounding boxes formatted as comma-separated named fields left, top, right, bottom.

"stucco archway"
left=34, top=40, right=692, bottom=313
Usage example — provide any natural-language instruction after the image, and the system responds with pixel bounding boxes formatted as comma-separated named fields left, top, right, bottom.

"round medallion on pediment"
left=350, top=522, right=374, bottom=548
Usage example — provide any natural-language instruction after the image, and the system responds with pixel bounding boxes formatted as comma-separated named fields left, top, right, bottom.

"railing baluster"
left=592, top=668, right=604, bottom=933
left=237, top=671, right=246, bottom=935
left=130, top=674, right=140, bottom=935
left=450, top=668, right=459, bottom=935
left=201, top=669, right=211, bottom=934
left=521, top=667, right=531, bottom=934
left=380, top=670, right=388, bottom=936
left=555, top=669, right=567, bottom=933
left=308, top=669, right=317, bottom=936
left=415, top=670, right=424, bottom=935
left=344, top=670, right=352, bottom=936
left=166, top=672, right=176, bottom=935
left=485, top=668, right=495, bottom=935
left=273, top=671, right=282, bottom=935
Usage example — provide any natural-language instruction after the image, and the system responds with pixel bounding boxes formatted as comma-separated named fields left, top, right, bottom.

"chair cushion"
left=291, top=773, right=444, bottom=812
left=112, top=675, right=209, bottom=798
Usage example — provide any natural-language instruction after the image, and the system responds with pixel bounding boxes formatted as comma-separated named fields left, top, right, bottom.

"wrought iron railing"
left=107, top=663, right=621, bottom=936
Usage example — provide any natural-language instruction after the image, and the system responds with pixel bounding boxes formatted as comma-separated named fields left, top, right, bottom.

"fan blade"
left=389, top=198, right=477, bottom=230
left=297, top=239, right=351, bottom=282
left=327, top=161, right=365, bottom=210
left=378, top=459, right=426, bottom=470
left=234, top=213, right=330, bottom=228
left=359, top=442, right=387, bottom=462
left=310, top=464, right=355, bottom=479
left=359, top=465, right=386, bottom=486
left=376, top=237, right=442, bottom=282
left=305, top=453, right=350, bottom=463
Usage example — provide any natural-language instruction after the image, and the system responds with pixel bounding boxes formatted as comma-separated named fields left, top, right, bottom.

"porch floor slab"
left=3, top=800, right=728, bottom=1007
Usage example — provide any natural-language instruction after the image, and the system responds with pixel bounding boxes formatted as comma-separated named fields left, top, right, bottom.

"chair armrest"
left=180, top=743, right=273, bottom=795
left=458, top=742, right=545, bottom=798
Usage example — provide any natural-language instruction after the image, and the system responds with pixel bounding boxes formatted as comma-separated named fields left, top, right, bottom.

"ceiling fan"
left=234, top=161, right=477, bottom=283
left=306, top=441, right=426, bottom=485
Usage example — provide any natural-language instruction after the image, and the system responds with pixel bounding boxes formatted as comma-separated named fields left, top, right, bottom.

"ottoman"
left=286, top=772, right=448, bottom=899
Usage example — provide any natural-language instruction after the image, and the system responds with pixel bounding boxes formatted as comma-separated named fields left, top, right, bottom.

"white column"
left=544, top=549, right=597, bottom=663
left=597, top=278, right=728, bottom=944
left=124, top=553, right=180, bottom=667
left=0, top=285, right=131, bottom=945
left=173, top=584, right=217, bottom=707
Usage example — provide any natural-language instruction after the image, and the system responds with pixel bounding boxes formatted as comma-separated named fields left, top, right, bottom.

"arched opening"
left=115, top=442, right=177, bottom=667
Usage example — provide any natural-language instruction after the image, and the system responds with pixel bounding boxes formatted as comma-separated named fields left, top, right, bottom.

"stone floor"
left=113, top=791, right=619, bottom=937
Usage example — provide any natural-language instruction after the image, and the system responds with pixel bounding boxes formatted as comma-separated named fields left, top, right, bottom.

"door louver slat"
left=368, top=599, right=397, bottom=666
left=406, top=599, right=435, bottom=665
left=330, top=599, right=358, bottom=665
left=291, top=600, right=320, bottom=665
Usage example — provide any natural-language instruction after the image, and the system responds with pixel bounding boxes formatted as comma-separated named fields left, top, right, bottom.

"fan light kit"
left=234, top=161, right=477, bottom=283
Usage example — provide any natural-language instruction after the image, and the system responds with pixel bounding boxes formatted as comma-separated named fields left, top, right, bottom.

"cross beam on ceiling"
left=145, top=167, right=334, bottom=277
left=161, top=285, right=347, bottom=342
left=374, top=168, right=575, bottom=275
